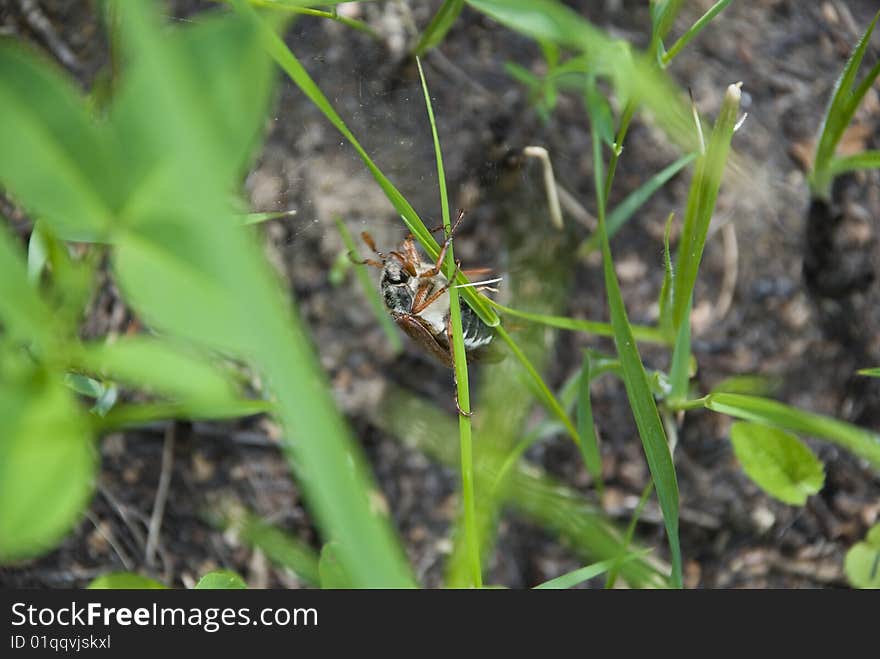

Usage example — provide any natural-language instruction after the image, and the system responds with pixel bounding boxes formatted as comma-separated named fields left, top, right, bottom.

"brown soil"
left=1, top=0, right=879, bottom=589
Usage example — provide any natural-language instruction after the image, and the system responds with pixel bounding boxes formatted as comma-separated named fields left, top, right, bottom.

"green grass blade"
left=668, top=298, right=692, bottom=403
left=577, top=352, right=604, bottom=494
left=828, top=150, right=880, bottom=178
left=662, top=0, right=732, bottom=66
left=534, top=553, right=646, bottom=589
left=487, top=299, right=669, bottom=345
left=334, top=217, right=402, bottom=352
left=704, top=393, right=880, bottom=470
left=579, top=153, right=695, bottom=255
left=811, top=11, right=880, bottom=199
left=672, top=83, right=740, bottom=332
left=414, top=0, right=465, bottom=56
left=588, top=82, right=682, bottom=588
left=417, top=56, right=481, bottom=588
left=858, top=367, right=880, bottom=378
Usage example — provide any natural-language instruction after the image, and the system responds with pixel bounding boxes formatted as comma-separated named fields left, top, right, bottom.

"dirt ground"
left=1, top=0, right=879, bottom=589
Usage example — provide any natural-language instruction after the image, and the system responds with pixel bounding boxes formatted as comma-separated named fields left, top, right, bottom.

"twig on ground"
left=85, top=511, right=133, bottom=571
left=17, top=0, right=81, bottom=72
left=145, top=423, right=176, bottom=568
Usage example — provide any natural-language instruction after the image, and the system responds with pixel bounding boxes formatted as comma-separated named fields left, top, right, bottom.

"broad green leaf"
left=88, top=573, right=167, bottom=589
left=844, top=524, right=880, bottom=589
left=75, top=336, right=239, bottom=404
left=318, top=542, right=353, bottom=589
left=414, top=0, right=465, bottom=56
left=195, top=570, right=248, bottom=589
left=705, top=393, right=880, bottom=470
left=0, top=43, right=117, bottom=241
left=730, top=422, right=824, bottom=505
left=0, top=373, right=96, bottom=562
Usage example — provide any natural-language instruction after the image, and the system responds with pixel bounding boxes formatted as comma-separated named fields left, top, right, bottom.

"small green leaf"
left=318, top=542, right=353, bottom=589
left=195, top=570, right=247, bottom=589
left=844, top=524, right=880, bottom=589
left=730, top=422, right=824, bottom=505
left=26, top=222, right=49, bottom=283
left=89, top=572, right=167, bottom=589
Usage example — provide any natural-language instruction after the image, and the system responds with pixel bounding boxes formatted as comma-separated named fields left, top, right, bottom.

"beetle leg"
left=422, top=209, right=467, bottom=277
left=410, top=260, right=463, bottom=314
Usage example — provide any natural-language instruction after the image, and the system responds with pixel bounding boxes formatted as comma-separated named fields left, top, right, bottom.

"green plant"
left=809, top=10, right=880, bottom=201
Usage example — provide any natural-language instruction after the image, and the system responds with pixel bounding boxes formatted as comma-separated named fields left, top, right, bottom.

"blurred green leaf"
left=0, top=42, right=117, bottom=241
left=845, top=524, right=880, bottom=589
left=414, top=0, right=465, bottom=56
left=195, top=570, right=248, bottom=589
left=576, top=352, right=604, bottom=493
left=75, top=336, right=239, bottom=404
left=318, top=541, right=353, bottom=589
left=711, top=375, right=781, bottom=396
left=0, top=222, right=55, bottom=349
left=88, top=573, right=167, bottom=589
left=730, top=422, right=825, bottom=505
left=64, top=373, right=106, bottom=399
left=535, top=553, right=645, bottom=589
left=27, top=222, right=49, bottom=283
left=0, top=373, right=95, bottom=563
